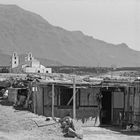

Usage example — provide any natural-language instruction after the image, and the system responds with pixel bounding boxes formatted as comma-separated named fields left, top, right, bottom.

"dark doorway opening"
left=101, top=91, right=112, bottom=125
left=60, top=88, right=73, bottom=107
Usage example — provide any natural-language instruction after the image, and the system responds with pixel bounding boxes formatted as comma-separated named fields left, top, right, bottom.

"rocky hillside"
left=0, top=4, right=140, bottom=67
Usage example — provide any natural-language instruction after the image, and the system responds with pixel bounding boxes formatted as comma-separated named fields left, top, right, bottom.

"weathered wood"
left=33, top=91, right=37, bottom=114
left=127, top=86, right=130, bottom=111
left=73, top=77, right=76, bottom=119
left=67, top=89, right=78, bottom=106
left=52, top=84, right=55, bottom=118
left=133, top=87, right=135, bottom=111
left=111, top=92, right=114, bottom=122
left=132, top=87, right=136, bottom=122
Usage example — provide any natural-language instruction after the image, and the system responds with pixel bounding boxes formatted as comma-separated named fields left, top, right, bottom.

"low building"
left=22, top=58, right=52, bottom=74
left=5, top=73, right=140, bottom=127
left=32, top=78, right=101, bottom=126
left=31, top=77, right=140, bottom=127
left=11, top=52, right=52, bottom=74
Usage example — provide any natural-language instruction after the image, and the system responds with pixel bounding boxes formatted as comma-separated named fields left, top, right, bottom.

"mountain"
left=18, top=54, right=62, bottom=66
left=0, top=4, right=140, bottom=67
left=0, top=51, right=10, bottom=66
left=0, top=53, right=62, bottom=66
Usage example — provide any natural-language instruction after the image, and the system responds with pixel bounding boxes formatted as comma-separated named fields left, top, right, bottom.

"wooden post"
left=111, top=92, right=114, bottom=123
left=127, top=86, right=130, bottom=111
left=73, top=77, right=76, bottom=120
left=133, top=87, right=135, bottom=111
left=33, top=91, right=37, bottom=114
left=42, top=87, right=45, bottom=115
left=52, top=84, right=55, bottom=119
left=133, top=87, right=136, bottom=122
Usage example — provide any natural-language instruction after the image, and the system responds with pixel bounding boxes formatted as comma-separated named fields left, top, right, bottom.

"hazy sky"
left=0, top=0, right=139, bottom=51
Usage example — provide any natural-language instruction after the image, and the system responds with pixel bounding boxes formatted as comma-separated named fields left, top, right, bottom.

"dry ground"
left=83, top=126, right=140, bottom=140
left=0, top=99, right=82, bottom=140
left=0, top=99, right=140, bottom=140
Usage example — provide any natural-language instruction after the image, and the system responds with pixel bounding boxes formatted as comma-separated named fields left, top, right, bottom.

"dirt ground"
left=0, top=99, right=140, bottom=140
left=83, top=126, right=140, bottom=140
left=0, top=99, right=82, bottom=140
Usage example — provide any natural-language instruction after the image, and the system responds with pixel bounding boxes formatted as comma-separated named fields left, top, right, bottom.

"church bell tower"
left=11, top=52, right=19, bottom=68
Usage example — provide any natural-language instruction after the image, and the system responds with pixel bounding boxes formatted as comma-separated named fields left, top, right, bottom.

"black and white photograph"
left=0, top=0, right=140, bottom=139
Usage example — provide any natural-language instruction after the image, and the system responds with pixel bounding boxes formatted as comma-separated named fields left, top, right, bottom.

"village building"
left=11, top=52, right=52, bottom=74
left=31, top=78, right=100, bottom=126
left=31, top=76, right=140, bottom=127
left=3, top=73, right=140, bottom=128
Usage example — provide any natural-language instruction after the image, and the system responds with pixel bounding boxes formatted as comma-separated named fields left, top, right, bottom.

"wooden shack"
left=32, top=78, right=140, bottom=127
left=32, top=78, right=101, bottom=126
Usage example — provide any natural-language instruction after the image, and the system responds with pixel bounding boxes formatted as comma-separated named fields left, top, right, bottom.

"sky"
left=0, top=0, right=139, bottom=51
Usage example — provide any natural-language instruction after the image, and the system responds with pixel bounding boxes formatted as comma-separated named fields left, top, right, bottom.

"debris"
left=60, top=113, right=83, bottom=139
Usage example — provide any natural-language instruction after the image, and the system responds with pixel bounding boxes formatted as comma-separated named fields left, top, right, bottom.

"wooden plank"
left=133, top=87, right=135, bottom=111
left=127, top=87, right=130, bottom=111
left=33, top=91, right=37, bottom=114
left=73, top=77, right=76, bottom=119
left=52, top=84, right=54, bottom=118
left=67, top=89, right=78, bottom=106
left=133, top=87, right=136, bottom=122
left=32, top=83, right=38, bottom=114
left=111, top=92, right=114, bottom=123
left=43, top=87, right=44, bottom=115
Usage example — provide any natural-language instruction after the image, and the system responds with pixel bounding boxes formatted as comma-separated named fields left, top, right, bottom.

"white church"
left=11, top=52, right=52, bottom=74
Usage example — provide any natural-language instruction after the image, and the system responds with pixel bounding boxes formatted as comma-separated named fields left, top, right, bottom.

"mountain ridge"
left=0, top=4, right=139, bottom=67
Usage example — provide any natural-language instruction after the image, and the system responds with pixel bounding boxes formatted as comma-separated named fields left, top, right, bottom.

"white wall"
left=24, top=67, right=52, bottom=74
left=24, top=67, right=36, bottom=73
left=45, top=68, right=52, bottom=73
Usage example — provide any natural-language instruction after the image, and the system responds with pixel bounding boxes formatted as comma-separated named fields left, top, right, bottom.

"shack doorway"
left=101, top=91, right=112, bottom=125
left=60, top=88, right=73, bottom=106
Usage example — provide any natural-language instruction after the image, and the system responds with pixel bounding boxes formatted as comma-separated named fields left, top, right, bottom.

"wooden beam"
left=42, top=87, right=44, bottom=116
left=124, top=87, right=126, bottom=111
left=111, top=92, right=114, bottom=123
left=52, top=84, right=55, bottom=119
left=67, top=89, right=78, bottom=106
left=127, top=86, right=130, bottom=111
left=73, top=77, right=76, bottom=119
left=33, top=91, right=37, bottom=114
left=133, top=87, right=136, bottom=113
